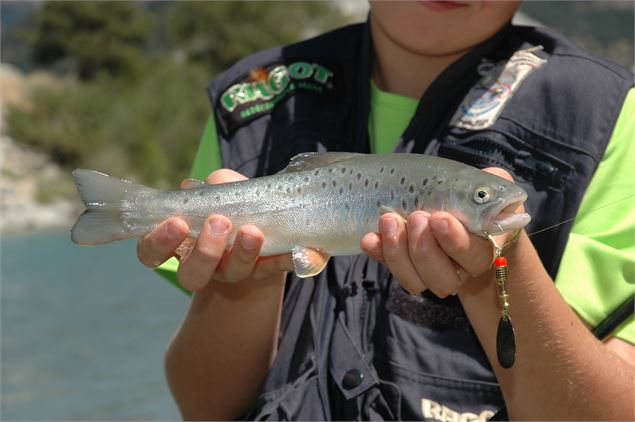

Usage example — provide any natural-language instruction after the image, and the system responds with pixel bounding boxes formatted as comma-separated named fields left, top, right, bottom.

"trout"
left=71, top=152, right=530, bottom=277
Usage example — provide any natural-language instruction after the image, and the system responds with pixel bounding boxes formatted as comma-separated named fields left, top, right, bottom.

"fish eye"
left=473, top=186, right=492, bottom=204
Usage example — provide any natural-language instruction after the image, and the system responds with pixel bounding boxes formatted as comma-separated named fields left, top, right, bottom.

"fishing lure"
left=487, top=230, right=521, bottom=369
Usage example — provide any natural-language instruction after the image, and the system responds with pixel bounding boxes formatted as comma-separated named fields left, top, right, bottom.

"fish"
left=71, top=152, right=531, bottom=277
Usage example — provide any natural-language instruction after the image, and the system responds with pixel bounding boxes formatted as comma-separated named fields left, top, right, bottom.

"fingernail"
left=164, top=222, right=181, bottom=241
left=409, top=214, right=428, bottom=235
left=380, top=217, right=397, bottom=237
left=209, top=218, right=230, bottom=236
left=430, top=219, right=449, bottom=235
left=239, top=234, right=258, bottom=251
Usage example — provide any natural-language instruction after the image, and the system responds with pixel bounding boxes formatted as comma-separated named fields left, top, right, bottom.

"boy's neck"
left=370, top=17, right=469, bottom=100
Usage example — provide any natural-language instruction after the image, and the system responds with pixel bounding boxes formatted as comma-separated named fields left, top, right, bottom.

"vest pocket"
left=372, top=332, right=504, bottom=421
left=374, top=357, right=503, bottom=421
left=242, top=366, right=326, bottom=421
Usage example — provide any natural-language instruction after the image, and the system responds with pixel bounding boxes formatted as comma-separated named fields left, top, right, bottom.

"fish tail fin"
left=71, top=169, right=152, bottom=245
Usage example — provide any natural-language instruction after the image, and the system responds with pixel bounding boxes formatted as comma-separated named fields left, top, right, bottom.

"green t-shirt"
left=158, top=82, right=635, bottom=344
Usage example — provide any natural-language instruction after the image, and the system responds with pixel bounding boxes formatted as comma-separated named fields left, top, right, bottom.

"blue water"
left=1, top=230, right=190, bottom=420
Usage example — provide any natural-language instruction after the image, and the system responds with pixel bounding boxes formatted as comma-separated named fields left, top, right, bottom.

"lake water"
left=1, top=230, right=190, bottom=420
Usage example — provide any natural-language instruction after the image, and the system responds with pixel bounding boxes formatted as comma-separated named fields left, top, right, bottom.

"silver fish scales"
left=71, top=152, right=531, bottom=277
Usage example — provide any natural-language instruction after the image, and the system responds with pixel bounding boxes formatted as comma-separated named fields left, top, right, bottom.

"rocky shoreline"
left=1, top=133, right=81, bottom=234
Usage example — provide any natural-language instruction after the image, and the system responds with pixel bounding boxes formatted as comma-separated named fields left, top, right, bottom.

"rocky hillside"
left=1, top=65, right=80, bottom=233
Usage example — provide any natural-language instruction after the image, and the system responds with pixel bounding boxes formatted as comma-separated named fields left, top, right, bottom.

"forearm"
left=459, top=232, right=635, bottom=419
left=165, top=273, right=286, bottom=421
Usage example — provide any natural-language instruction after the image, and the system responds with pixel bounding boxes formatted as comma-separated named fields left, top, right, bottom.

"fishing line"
left=526, top=193, right=635, bottom=238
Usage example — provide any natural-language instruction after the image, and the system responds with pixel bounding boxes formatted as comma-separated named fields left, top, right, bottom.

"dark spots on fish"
left=345, top=203, right=350, bottom=211
left=364, top=178, right=369, bottom=187
left=374, top=181, right=380, bottom=189
left=409, top=184, right=415, bottom=193
left=197, top=190, right=205, bottom=196
left=297, top=187, right=303, bottom=194
left=402, top=199, right=407, bottom=209
left=422, top=178, right=428, bottom=186
left=390, top=168, right=395, bottom=175
left=339, top=187, right=344, bottom=195
left=183, top=198, right=189, bottom=204
left=332, top=180, right=337, bottom=187
left=322, top=181, right=327, bottom=188
left=314, top=170, right=319, bottom=176
left=255, top=189, right=260, bottom=196
left=391, top=189, right=395, bottom=200
left=437, top=179, right=444, bottom=185
left=400, top=176, right=406, bottom=185
left=426, top=191, right=432, bottom=197
left=380, top=166, right=385, bottom=174
left=376, top=200, right=382, bottom=208
left=341, top=167, right=346, bottom=174
left=267, top=183, right=272, bottom=189
left=304, top=177, right=309, bottom=183
left=454, top=178, right=459, bottom=182
left=286, top=187, right=291, bottom=193
left=348, top=182, right=353, bottom=191
left=277, top=185, right=282, bottom=191
left=329, top=168, right=334, bottom=173
left=414, top=196, right=420, bottom=208
left=349, top=168, right=354, bottom=175
left=357, top=172, right=362, bottom=180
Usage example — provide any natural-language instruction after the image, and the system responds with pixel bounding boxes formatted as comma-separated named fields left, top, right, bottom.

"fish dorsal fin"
left=279, top=152, right=361, bottom=173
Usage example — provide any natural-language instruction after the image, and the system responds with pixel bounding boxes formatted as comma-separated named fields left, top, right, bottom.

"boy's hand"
left=361, top=168, right=522, bottom=297
left=136, top=169, right=293, bottom=292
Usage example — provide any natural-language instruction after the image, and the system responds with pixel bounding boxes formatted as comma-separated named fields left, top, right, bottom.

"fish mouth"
left=483, top=191, right=531, bottom=236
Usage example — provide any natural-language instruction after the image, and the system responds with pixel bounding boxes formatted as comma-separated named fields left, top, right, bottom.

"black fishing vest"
left=206, top=20, right=633, bottom=421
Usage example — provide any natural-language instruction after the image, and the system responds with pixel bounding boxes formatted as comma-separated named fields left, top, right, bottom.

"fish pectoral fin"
left=379, top=206, right=408, bottom=223
left=291, top=246, right=330, bottom=278
left=278, top=152, right=361, bottom=173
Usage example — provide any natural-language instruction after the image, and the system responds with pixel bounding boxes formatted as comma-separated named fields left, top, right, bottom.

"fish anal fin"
left=278, top=152, right=360, bottom=173
left=379, top=206, right=408, bottom=223
left=291, top=246, right=330, bottom=278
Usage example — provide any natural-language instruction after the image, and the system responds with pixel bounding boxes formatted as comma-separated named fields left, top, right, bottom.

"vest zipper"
left=442, top=136, right=562, bottom=185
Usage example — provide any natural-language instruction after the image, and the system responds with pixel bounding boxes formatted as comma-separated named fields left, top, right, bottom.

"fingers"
left=177, top=215, right=232, bottom=291
left=180, top=178, right=204, bottom=189
left=406, top=211, right=462, bottom=297
left=206, top=169, right=248, bottom=184
left=253, top=254, right=295, bottom=277
left=215, top=223, right=294, bottom=282
left=378, top=214, right=427, bottom=295
left=362, top=211, right=497, bottom=299
left=137, top=217, right=189, bottom=268
left=361, top=232, right=384, bottom=263
left=217, top=225, right=263, bottom=281
left=175, top=218, right=293, bottom=289
left=428, top=212, right=495, bottom=277
left=482, top=166, right=513, bottom=181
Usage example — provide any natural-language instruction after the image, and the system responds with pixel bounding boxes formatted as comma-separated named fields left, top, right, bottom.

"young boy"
left=138, top=2, right=635, bottom=419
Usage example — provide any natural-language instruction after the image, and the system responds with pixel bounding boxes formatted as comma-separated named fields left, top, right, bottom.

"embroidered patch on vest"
left=216, top=60, right=342, bottom=134
left=450, top=47, right=547, bottom=131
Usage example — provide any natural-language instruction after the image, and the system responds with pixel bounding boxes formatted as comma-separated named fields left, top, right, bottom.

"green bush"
left=7, top=57, right=211, bottom=187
